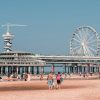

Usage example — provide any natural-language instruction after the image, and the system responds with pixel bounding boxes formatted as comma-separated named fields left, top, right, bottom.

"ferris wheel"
left=70, top=26, right=100, bottom=56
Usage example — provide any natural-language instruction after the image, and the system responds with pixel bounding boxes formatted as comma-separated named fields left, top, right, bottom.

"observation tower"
left=2, top=24, right=14, bottom=52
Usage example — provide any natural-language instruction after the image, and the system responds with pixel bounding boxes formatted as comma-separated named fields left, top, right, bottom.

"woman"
left=56, top=72, right=61, bottom=89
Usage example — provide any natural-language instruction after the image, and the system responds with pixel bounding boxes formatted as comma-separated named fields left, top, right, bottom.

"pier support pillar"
left=34, top=66, right=36, bottom=75
left=0, top=67, right=3, bottom=75
left=51, top=64, right=54, bottom=73
left=37, top=66, right=39, bottom=74
left=68, top=66, right=70, bottom=73
left=16, top=66, right=18, bottom=74
left=28, top=66, right=31, bottom=73
left=5, top=66, right=8, bottom=75
left=40, top=66, right=44, bottom=74
left=99, top=66, right=100, bottom=72
left=24, top=67, right=26, bottom=73
left=31, top=66, right=34, bottom=74
left=64, top=64, right=66, bottom=73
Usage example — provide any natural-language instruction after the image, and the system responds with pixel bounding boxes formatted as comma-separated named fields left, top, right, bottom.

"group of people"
left=21, top=73, right=31, bottom=81
left=5, top=72, right=31, bottom=81
left=47, top=72, right=63, bottom=90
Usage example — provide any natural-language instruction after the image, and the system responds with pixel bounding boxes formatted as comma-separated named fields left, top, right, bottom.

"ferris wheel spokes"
left=70, top=26, right=100, bottom=56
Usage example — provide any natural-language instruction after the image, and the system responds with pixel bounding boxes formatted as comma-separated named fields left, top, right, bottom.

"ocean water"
left=43, top=66, right=65, bottom=74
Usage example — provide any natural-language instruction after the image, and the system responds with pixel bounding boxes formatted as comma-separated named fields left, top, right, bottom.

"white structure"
left=70, top=26, right=100, bottom=56
left=2, top=23, right=27, bottom=52
left=2, top=24, right=14, bottom=52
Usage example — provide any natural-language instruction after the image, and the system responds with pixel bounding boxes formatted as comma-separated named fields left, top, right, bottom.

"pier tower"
left=2, top=24, right=14, bottom=52
left=2, top=23, right=27, bottom=52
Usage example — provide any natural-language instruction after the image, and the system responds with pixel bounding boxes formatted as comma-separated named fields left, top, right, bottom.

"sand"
left=0, top=79, right=100, bottom=100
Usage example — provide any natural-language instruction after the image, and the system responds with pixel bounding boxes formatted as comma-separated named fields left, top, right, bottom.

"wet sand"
left=0, top=79, right=100, bottom=100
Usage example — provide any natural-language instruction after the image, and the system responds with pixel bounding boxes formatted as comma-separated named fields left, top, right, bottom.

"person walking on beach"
left=24, top=73, right=28, bottom=81
left=47, top=72, right=53, bottom=90
left=56, top=72, right=61, bottom=89
left=99, top=72, right=100, bottom=79
left=7, top=73, right=11, bottom=81
left=27, top=73, right=31, bottom=81
left=40, top=74, right=43, bottom=80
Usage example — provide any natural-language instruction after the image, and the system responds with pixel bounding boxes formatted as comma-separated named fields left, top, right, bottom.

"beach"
left=0, top=79, right=100, bottom=100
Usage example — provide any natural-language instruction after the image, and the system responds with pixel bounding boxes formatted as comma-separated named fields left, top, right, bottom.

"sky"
left=0, top=0, right=100, bottom=55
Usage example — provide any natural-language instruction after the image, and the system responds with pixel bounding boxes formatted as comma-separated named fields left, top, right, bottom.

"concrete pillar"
left=64, top=64, right=66, bottom=73
left=97, top=67, right=99, bottom=72
left=78, top=66, right=80, bottom=73
left=18, top=67, right=20, bottom=74
left=40, top=66, right=44, bottom=74
left=43, top=67, right=44, bottom=73
left=31, top=66, right=34, bottom=74
left=8, top=67, right=12, bottom=74
left=81, top=66, right=83, bottom=73
left=16, top=66, right=18, bottom=74
left=79, top=66, right=82, bottom=73
left=22, top=67, right=24, bottom=73
left=34, top=66, right=36, bottom=75
left=0, top=67, right=1, bottom=74
left=12, top=66, right=14, bottom=73
left=24, top=67, right=26, bottom=73
left=28, top=66, right=31, bottom=73
left=94, top=67, right=96, bottom=73
left=19, top=67, right=22, bottom=74
left=0, top=67, right=3, bottom=75
left=51, top=64, right=54, bottom=73
left=5, top=66, right=8, bottom=75
left=72, top=66, right=74, bottom=73
left=99, top=66, right=100, bottom=72
left=68, top=66, right=70, bottom=73
left=83, top=67, right=85, bottom=72
left=37, top=66, right=39, bottom=74
left=91, top=67, right=93, bottom=73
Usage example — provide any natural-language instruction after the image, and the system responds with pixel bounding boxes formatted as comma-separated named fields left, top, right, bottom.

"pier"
left=0, top=25, right=100, bottom=75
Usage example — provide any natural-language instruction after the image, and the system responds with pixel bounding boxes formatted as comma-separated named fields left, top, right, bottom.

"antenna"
left=2, top=23, right=27, bottom=52
left=2, top=23, right=27, bottom=33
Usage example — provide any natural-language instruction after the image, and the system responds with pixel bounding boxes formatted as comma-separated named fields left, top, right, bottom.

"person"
left=64, top=73, right=67, bottom=79
left=52, top=79, right=56, bottom=89
left=40, top=74, right=43, bottom=80
left=7, top=73, right=11, bottom=81
left=0, top=76, right=2, bottom=81
left=24, top=73, right=28, bottom=81
left=79, top=72, right=82, bottom=76
left=56, top=72, right=61, bottom=89
left=12, top=73, right=18, bottom=81
left=99, top=72, right=100, bottom=79
left=27, top=73, right=31, bottom=81
left=47, top=72, right=53, bottom=90
left=21, top=73, right=24, bottom=80
left=83, top=72, right=86, bottom=78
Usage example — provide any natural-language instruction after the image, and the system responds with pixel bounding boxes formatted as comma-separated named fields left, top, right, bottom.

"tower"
left=2, top=24, right=14, bottom=52
left=2, top=23, right=27, bottom=52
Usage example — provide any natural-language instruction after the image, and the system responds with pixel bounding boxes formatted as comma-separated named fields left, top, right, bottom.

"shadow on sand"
left=0, top=84, right=86, bottom=92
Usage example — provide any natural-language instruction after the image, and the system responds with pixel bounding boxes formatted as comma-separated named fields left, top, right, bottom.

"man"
left=47, top=72, right=53, bottom=90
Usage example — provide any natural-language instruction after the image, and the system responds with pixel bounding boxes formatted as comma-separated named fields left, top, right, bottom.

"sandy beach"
left=0, top=78, right=100, bottom=100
